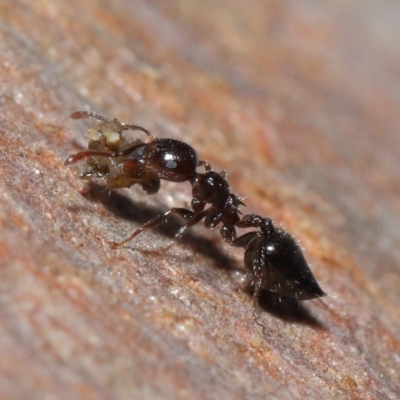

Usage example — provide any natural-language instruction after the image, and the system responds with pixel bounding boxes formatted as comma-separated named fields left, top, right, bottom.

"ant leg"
left=252, top=286, right=267, bottom=335
left=64, top=150, right=117, bottom=165
left=220, top=224, right=258, bottom=247
left=252, top=281, right=268, bottom=335
left=228, top=227, right=268, bottom=334
left=109, top=207, right=195, bottom=249
left=229, top=231, right=259, bottom=248
left=174, top=209, right=209, bottom=240
left=236, top=214, right=264, bottom=229
left=220, top=225, right=237, bottom=245
left=65, top=143, right=145, bottom=165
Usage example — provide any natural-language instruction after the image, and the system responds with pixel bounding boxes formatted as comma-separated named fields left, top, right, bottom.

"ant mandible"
left=65, top=111, right=325, bottom=327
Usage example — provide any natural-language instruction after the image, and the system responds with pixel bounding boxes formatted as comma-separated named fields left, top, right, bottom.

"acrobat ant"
left=65, top=111, right=325, bottom=328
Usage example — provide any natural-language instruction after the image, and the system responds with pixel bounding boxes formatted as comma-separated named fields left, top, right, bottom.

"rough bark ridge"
left=0, top=1, right=399, bottom=399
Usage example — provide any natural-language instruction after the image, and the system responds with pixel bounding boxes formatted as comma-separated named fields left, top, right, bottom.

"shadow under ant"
left=81, top=181, right=238, bottom=273
left=79, top=182, right=325, bottom=327
left=258, top=291, right=325, bottom=328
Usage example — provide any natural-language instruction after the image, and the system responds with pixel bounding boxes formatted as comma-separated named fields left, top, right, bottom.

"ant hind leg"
left=252, top=282, right=269, bottom=336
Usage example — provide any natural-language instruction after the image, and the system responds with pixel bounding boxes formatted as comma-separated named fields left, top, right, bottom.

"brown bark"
left=0, top=1, right=399, bottom=399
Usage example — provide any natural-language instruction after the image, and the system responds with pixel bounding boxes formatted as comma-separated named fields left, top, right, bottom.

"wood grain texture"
left=0, top=1, right=399, bottom=399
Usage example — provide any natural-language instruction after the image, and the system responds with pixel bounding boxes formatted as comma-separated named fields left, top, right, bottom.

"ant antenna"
left=70, top=111, right=154, bottom=140
left=70, top=111, right=114, bottom=123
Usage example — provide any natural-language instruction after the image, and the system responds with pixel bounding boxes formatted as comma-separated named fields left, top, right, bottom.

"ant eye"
left=266, top=244, right=275, bottom=253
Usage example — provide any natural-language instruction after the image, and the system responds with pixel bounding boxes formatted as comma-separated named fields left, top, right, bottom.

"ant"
left=65, top=111, right=325, bottom=328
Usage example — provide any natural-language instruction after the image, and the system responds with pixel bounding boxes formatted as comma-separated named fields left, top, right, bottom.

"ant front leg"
left=64, top=150, right=117, bottom=165
left=64, top=142, right=145, bottom=166
left=109, top=207, right=197, bottom=249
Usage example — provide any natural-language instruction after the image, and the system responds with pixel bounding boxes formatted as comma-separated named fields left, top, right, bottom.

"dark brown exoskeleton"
left=231, top=215, right=325, bottom=316
left=65, top=111, right=325, bottom=328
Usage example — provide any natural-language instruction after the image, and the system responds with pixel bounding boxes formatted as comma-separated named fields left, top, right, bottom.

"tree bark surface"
left=0, top=1, right=399, bottom=399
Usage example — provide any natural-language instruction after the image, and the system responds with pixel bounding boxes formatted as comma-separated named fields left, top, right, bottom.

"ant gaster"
left=65, top=111, right=325, bottom=327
